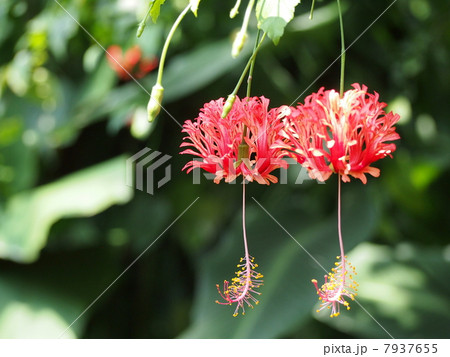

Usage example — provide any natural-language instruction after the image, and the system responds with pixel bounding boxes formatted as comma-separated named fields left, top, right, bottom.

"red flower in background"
left=180, top=96, right=288, bottom=184
left=276, top=83, right=400, bottom=183
left=106, top=45, right=158, bottom=81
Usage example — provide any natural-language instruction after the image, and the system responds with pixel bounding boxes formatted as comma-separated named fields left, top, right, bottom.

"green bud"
left=221, top=94, right=236, bottom=118
left=229, top=0, right=241, bottom=18
left=136, top=20, right=146, bottom=38
left=231, top=30, right=248, bottom=58
left=147, top=84, right=164, bottom=122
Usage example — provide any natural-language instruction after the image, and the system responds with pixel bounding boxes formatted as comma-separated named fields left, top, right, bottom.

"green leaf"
left=0, top=156, right=133, bottom=263
left=0, top=246, right=123, bottom=338
left=0, top=275, right=82, bottom=338
left=150, top=0, right=166, bottom=23
left=315, top=243, right=450, bottom=338
left=162, top=38, right=251, bottom=102
left=287, top=1, right=342, bottom=32
left=256, top=0, right=301, bottom=45
left=180, top=186, right=379, bottom=338
left=190, top=0, right=202, bottom=17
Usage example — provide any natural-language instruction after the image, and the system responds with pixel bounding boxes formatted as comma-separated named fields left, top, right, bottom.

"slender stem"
left=230, top=33, right=267, bottom=98
left=156, top=4, right=191, bottom=85
left=309, top=0, right=317, bottom=20
left=246, top=30, right=261, bottom=98
left=235, top=181, right=251, bottom=301
left=337, top=174, right=345, bottom=262
left=136, top=2, right=153, bottom=37
left=240, top=30, right=262, bottom=144
left=221, top=182, right=251, bottom=304
left=241, top=0, right=255, bottom=38
left=336, top=0, right=345, bottom=96
left=242, top=181, right=249, bottom=261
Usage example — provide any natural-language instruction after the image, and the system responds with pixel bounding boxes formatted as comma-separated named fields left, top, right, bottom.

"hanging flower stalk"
left=181, top=96, right=287, bottom=315
left=215, top=184, right=264, bottom=317
left=276, top=83, right=400, bottom=316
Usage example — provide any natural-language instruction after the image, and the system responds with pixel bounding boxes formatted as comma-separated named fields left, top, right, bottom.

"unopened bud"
left=231, top=30, right=247, bottom=58
left=147, top=83, right=164, bottom=122
left=229, top=0, right=241, bottom=18
left=136, top=20, right=146, bottom=38
left=221, top=94, right=236, bottom=118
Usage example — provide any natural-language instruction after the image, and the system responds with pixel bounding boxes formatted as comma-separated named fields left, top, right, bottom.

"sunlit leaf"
left=150, top=0, right=166, bottom=23
left=162, top=38, right=251, bottom=102
left=256, top=0, right=301, bottom=45
left=315, top=243, right=450, bottom=338
left=0, top=156, right=133, bottom=263
left=190, top=0, right=202, bottom=17
left=0, top=246, right=123, bottom=338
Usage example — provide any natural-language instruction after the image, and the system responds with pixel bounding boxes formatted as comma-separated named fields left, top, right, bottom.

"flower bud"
left=231, top=30, right=247, bottom=58
left=136, top=20, right=146, bottom=38
left=229, top=0, right=241, bottom=18
left=147, top=83, right=164, bottom=122
left=221, top=94, right=236, bottom=118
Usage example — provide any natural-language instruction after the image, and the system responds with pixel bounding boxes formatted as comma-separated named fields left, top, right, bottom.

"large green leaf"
left=162, top=38, right=250, bottom=102
left=315, top=243, right=450, bottom=338
left=0, top=156, right=133, bottom=263
left=0, top=246, right=123, bottom=338
left=180, top=185, right=379, bottom=338
left=256, top=0, right=301, bottom=45
left=0, top=275, right=82, bottom=338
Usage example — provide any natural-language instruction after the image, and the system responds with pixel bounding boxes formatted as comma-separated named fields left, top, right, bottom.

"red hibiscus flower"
left=277, top=83, right=400, bottom=183
left=180, top=96, right=288, bottom=184
left=106, top=45, right=158, bottom=81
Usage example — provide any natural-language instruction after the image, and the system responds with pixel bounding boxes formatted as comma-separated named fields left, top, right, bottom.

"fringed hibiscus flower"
left=277, top=83, right=400, bottom=184
left=274, top=83, right=400, bottom=317
left=181, top=96, right=288, bottom=316
left=180, top=96, right=288, bottom=184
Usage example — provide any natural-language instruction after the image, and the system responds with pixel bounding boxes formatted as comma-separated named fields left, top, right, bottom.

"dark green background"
left=0, top=0, right=449, bottom=338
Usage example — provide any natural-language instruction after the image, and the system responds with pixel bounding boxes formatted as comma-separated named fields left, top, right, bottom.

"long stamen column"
left=216, top=182, right=264, bottom=316
left=311, top=175, right=358, bottom=318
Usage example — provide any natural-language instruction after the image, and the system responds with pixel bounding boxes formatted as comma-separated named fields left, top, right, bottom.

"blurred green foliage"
left=0, top=0, right=449, bottom=338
